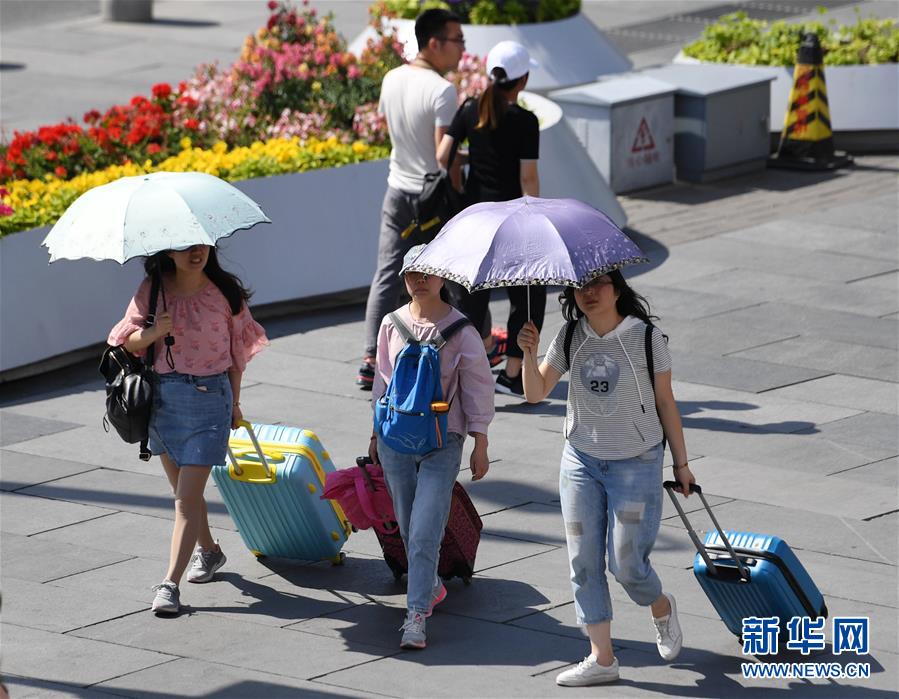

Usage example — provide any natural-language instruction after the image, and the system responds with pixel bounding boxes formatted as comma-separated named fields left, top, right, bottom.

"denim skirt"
left=149, top=372, right=232, bottom=467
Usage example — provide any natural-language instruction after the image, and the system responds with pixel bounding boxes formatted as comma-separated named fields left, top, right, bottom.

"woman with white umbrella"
left=109, top=245, right=268, bottom=615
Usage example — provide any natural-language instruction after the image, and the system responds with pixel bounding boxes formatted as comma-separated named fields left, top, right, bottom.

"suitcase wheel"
left=329, top=552, right=346, bottom=566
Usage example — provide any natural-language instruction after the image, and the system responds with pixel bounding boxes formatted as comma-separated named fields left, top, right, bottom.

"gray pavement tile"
left=669, top=237, right=897, bottom=283
left=795, top=412, right=899, bottom=453
left=799, top=549, right=899, bottom=609
left=0, top=491, right=114, bottom=536
left=473, top=532, right=561, bottom=573
left=631, top=284, right=757, bottom=321
left=0, top=384, right=106, bottom=427
left=690, top=456, right=898, bottom=521
left=480, top=502, right=565, bottom=547
left=662, top=315, right=798, bottom=357
left=0, top=450, right=97, bottom=491
left=1, top=531, right=133, bottom=583
left=684, top=425, right=895, bottom=475
left=17, top=467, right=235, bottom=531
left=805, top=200, right=899, bottom=235
left=715, top=302, right=899, bottom=351
left=2, top=623, right=177, bottom=687
left=4, top=425, right=166, bottom=477
left=674, top=499, right=898, bottom=566
left=685, top=268, right=898, bottom=318
left=823, top=597, right=899, bottom=656
left=848, top=270, right=899, bottom=292
left=70, top=609, right=393, bottom=680
left=729, top=337, right=898, bottom=383
left=464, top=474, right=561, bottom=513
left=2, top=674, right=114, bottom=699
left=830, top=457, right=899, bottom=491
left=0, top=411, right=81, bottom=447
left=633, top=257, right=735, bottom=288
left=722, top=219, right=897, bottom=261
left=2, top=576, right=147, bottom=633
left=93, top=657, right=386, bottom=699
left=243, top=349, right=370, bottom=400
left=765, top=375, right=899, bottom=415
left=297, top=604, right=599, bottom=698
left=673, top=381, right=862, bottom=434
left=669, top=350, right=830, bottom=393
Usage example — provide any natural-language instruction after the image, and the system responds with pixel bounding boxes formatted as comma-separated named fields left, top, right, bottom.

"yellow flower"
left=180, top=137, right=192, bottom=151
left=311, top=81, right=322, bottom=92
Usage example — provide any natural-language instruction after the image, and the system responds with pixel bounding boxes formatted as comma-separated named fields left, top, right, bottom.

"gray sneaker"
left=151, top=581, right=180, bottom=615
left=187, top=545, right=226, bottom=583
left=555, top=655, right=619, bottom=686
left=399, top=610, right=427, bottom=649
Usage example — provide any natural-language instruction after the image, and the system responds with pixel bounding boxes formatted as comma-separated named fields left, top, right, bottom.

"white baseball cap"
left=486, top=41, right=538, bottom=83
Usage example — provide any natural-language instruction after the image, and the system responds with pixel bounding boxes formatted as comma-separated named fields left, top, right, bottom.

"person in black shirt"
left=437, top=40, right=544, bottom=396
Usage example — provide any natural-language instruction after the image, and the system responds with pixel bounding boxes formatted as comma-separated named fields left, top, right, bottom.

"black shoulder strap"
left=563, top=320, right=577, bottom=371
left=138, top=272, right=163, bottom=462
left=434, top=318, right=471, bottom=350
left=645, top=324, right=655, bottom=391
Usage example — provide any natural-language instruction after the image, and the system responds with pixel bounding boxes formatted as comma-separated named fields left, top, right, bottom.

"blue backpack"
left=374, top=312, right=471, bottom=455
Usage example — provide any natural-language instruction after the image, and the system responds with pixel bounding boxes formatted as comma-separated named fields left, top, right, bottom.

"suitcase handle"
left=663, top=481, right=750, bottom=582
left=227, top=420, right=276, bottom=484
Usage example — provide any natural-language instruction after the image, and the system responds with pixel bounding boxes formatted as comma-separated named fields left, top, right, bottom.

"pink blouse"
left=108, top=277, right=268, bottom=375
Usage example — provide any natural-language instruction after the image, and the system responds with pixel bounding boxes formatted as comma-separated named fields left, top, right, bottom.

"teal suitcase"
left=212, top=420, right=351, bottom=563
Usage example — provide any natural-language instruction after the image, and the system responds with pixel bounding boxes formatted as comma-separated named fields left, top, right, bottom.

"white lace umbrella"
left=42, top=171, right=271, bottom=263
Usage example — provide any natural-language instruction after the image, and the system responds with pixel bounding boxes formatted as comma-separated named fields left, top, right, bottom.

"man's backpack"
left=99, top=272, right=165, bottom=461
left=374, top=312, right=471, bottom=455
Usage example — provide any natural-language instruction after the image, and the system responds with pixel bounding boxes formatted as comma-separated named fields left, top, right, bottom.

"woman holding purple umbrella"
left=517, top=271, right=695, bottom=687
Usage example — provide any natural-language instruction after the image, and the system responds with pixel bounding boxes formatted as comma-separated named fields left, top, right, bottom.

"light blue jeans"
left=378, top=432, right=464, bottom=613
left=559, top=441, right=664, bottom=625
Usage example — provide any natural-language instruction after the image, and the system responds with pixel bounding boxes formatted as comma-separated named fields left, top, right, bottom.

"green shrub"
left=683, top=10, right=899, bottom=65
left=374, top=0, right=581, bottom=25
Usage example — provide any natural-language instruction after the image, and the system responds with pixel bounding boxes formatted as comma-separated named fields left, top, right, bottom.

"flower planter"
left=349, top=14, right=632, bottom=92
left=0, top=95, right=628, bottom=378
left=0, top=160, right=389, bottom=379
left=674, top=54, right=899, bottom=149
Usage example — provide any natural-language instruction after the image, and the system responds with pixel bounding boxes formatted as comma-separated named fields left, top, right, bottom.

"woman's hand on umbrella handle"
left=517, top=320, right=540, bottom=354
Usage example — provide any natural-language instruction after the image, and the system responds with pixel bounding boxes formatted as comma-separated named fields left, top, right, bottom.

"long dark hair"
left=476, top=68, right=527, bottom=130
left=559, top=269, right=657, bottom=325
left=144, top=247, right=251, bottom=315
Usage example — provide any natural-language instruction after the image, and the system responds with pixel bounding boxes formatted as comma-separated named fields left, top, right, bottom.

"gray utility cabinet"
left=640, top=64, right=776, bottom=183
left=549, top=76, right=675, bottom=194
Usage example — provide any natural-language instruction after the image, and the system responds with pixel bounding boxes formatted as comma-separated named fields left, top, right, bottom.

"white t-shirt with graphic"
left=545, top=315, right=671, bottom=460
left=379, top=64, right=458, bottom=194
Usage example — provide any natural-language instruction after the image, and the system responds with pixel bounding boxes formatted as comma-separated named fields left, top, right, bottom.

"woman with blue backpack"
left=369, top=244, right=495, bottom=650
left=517, top=271, right=694, bottom=686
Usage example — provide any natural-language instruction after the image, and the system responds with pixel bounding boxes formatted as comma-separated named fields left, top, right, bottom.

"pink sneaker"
left=426, top=580, right=447, bottom=617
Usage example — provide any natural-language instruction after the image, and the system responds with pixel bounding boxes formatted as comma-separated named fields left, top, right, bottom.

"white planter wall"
left=349, top=14, right=632, bottom=91
left=673, top=55, right=899, bottom=133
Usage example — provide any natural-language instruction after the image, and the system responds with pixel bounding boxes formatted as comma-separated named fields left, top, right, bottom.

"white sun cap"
left=486, top=41, right=538, bottom=83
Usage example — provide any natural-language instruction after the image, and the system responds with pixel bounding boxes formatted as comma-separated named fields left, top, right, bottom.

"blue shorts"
left=149, top=372, right=232, bottom=467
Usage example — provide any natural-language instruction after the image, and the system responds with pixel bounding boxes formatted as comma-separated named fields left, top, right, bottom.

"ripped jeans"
left=559, top=441, right=664, bottom=625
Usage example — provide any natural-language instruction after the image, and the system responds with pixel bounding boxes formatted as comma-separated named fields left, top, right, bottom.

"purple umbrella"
left=405, top=196, right=648, bottom=315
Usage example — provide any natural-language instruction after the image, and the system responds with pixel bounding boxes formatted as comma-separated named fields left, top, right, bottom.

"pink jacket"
left=372, top=305, right=495, bottom=438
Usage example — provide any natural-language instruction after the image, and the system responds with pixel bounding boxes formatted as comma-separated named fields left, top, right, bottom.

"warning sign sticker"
left=631, top=117, right=655, bottom=152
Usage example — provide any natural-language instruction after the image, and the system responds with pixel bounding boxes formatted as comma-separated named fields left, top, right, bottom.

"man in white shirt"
left=357, top=8, right=465, bottom=390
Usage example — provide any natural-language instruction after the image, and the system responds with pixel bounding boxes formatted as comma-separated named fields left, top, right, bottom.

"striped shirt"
left=545, top=315, right=671, bottom=460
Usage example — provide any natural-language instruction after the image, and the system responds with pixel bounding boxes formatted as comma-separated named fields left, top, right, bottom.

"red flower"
left=184, top=118, right=199, bottom=130
left=54, top=166, right=68, bottom=178
left=45, top=150, right=58, bottom=161
left=267, top=0, right=278, bottom=9
left=147, top=143, right=162, bottom=154
left=151, top=83, right=172, bottom=99
left=267, top=15, right=277, bottom=29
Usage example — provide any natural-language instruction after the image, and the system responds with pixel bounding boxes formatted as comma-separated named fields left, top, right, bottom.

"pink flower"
left=347, top=64, right=361, bottom=79
left=0, top=203, right=14, bottom=216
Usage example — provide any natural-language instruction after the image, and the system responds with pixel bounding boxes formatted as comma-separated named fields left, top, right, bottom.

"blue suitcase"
left=664, top=481, right=827, bottom=638
left=212, top=420, right=352, bottom=563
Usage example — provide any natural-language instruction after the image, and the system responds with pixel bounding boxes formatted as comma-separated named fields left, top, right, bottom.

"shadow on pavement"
left=680, top=400, right=818, bottom=435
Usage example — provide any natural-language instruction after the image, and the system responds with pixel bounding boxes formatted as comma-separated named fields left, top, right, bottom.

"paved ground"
left=1, top=1, right=898, bottom=697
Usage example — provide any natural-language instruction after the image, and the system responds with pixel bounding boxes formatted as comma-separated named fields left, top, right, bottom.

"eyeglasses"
left=579, top=277, right=614, bottom=291
left=440, top=35, right=466, bottom=46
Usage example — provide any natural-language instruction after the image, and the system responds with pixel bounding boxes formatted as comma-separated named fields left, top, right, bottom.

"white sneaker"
left=653, top=592, right=683, bottom=661
left=555, top=655, right=619, bottom=686
left=186, top=544, right=226, bottom=583
left=151, top=580, right=180, bottom=615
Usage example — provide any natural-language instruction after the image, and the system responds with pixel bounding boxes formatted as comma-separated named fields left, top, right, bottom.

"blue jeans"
left=378, top=432, right=463, bottom=613
left=559, top=441, right=664, bottom=625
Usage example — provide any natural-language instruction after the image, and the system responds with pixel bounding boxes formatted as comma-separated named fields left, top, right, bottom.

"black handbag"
left=99, top=272, right=170, bottom=461
left=407, top=125, right=464, bottom=244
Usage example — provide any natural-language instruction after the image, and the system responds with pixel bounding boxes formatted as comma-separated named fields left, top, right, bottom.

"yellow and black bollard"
left=769, top=32, right=852, bottom=171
